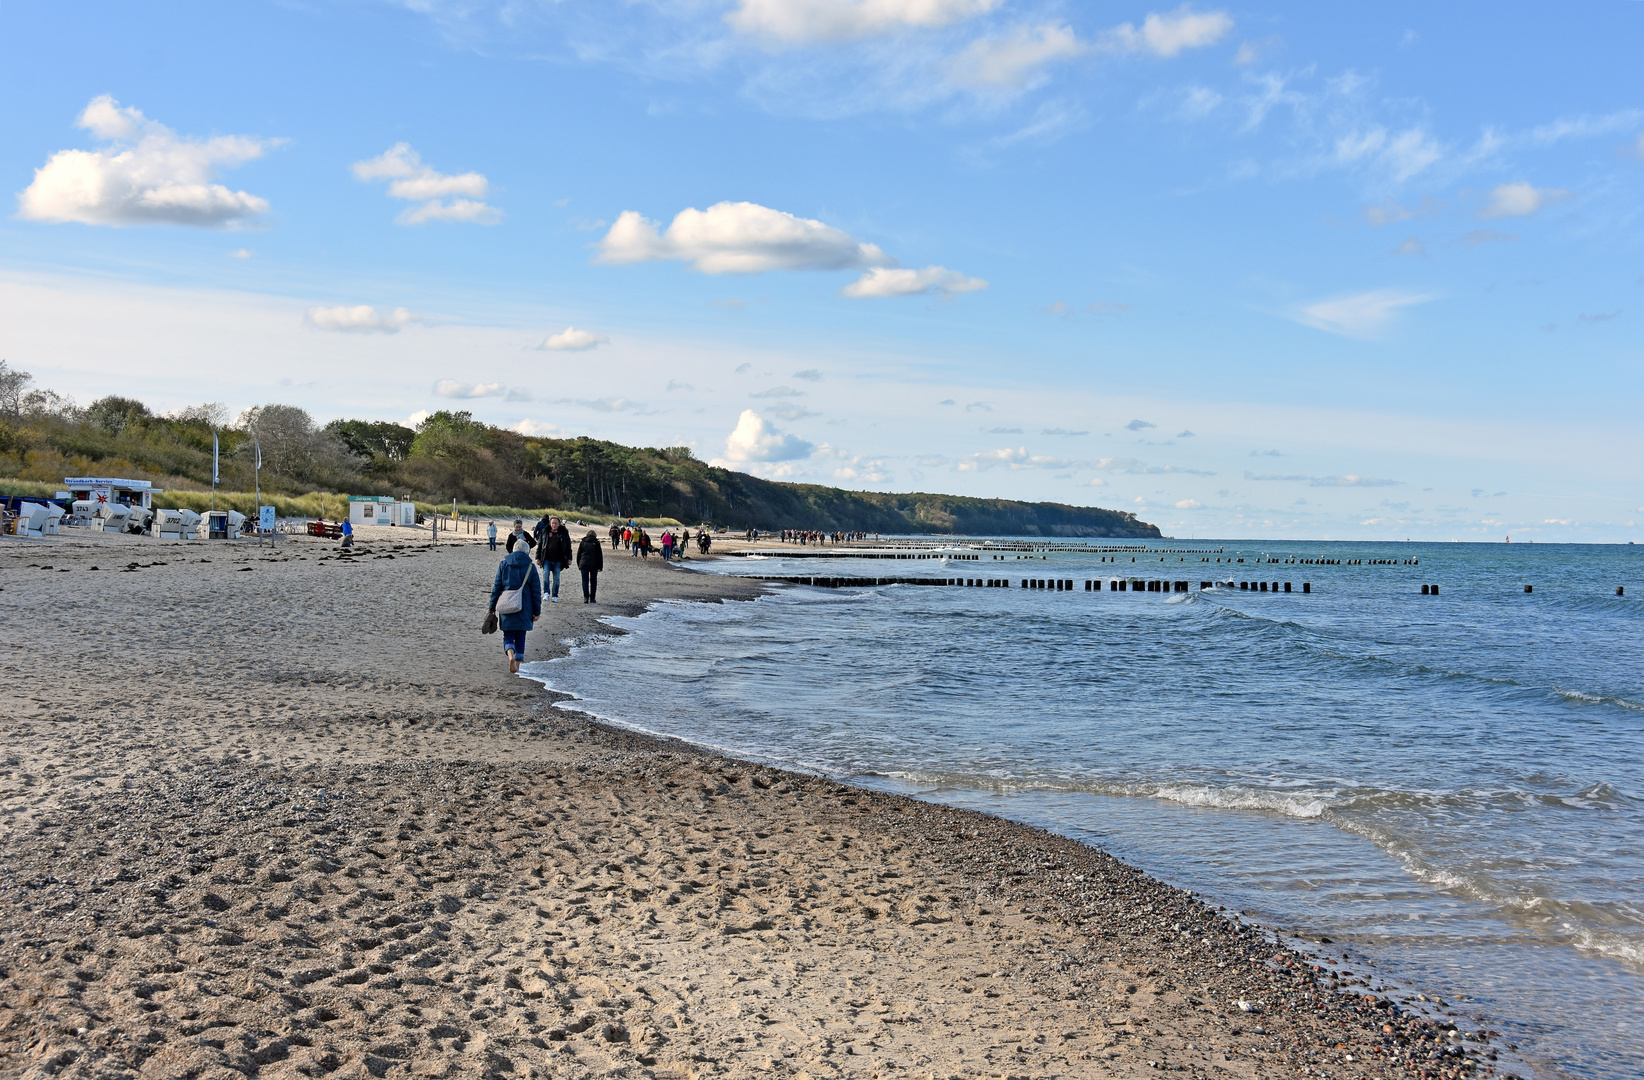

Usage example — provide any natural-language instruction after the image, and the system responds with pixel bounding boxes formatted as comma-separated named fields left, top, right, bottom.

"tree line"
left=0, top=361, right=1160, bottom=536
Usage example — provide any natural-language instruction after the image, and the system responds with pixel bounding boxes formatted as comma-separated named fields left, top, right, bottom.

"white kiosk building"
left=60, top=477, right=162, bottom=512
left=348, top=495, right=416, bottom=527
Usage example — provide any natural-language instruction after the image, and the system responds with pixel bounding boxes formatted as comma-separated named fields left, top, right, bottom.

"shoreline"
left=1, top=528, right=1519, bottom=1079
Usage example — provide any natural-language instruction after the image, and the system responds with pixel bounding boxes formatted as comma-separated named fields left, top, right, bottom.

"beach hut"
left=347, top=495, right=397, bottom=526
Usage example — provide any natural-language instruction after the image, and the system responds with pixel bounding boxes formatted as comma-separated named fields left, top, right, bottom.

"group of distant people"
left=605, top=521, right=706, bottom=560
left=485, top=515, right=714, bottom=672
left=778, top=529, right=868, bottom=546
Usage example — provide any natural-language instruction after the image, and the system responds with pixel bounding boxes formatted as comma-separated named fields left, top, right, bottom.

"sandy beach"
left=0, top=528, right=1495, bottom=1080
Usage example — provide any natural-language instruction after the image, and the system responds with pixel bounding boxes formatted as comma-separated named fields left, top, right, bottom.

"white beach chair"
left=178, top=509, right=202, bottom=538
left=153, top=508, right=186, bottom=539
left=127, top=506, right=151, bottom=535
left=68, top=500, right=99, bottom=528
left=101, top=504, right=133, bottom=533
left=41, top=505, right=64, bottom=535
left=17, top=502, right=50, bottom=536
left=226, top=510, right=246, bottom=538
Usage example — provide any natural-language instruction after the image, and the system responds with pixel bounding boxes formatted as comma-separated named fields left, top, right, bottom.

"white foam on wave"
left=1572, top=926, right=1644, bottom=967
left=1149, top=783, right=1330, bottom=818
left=1555, top=687, right=1644, bottom=712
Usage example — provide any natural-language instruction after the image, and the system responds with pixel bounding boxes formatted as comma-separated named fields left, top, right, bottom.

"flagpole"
left=254, top=435, right=262, bottom=545
left=212, top=428, right=219, bottom=512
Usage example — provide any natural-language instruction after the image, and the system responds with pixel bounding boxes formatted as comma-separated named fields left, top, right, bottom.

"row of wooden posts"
left=751, top=576, right=1630, bottom=597
left=751, top=575, right=1314, bottom=593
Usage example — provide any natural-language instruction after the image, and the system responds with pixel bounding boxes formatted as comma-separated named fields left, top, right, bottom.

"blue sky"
left=2, top=1, right=1640, bottom=540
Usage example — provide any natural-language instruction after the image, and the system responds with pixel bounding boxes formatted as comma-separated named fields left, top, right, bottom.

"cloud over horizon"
left=18, top=96, right=274, bottom=228
left=352, top=143, right=501, bottom=226
left=716, top=409, right=815, bottom=463
left=597, top=201, right=887, bottom=274
left=840, top=265, right=987, bottom=298
left=304, top=305, right=419, bottom=333
left=597, top=200, right=983, bottom=298
left=1293, top=289, right=1435, bottom=338
left=434, top=379, right=506, bottom=398
left=538, top=326, right=609, bottom=351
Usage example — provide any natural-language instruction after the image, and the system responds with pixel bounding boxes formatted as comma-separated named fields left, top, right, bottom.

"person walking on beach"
left=609, top=522, right=621, bottom=550
left=660, top=529, right=674, bottom=562
left=489, top=540, right=542, bottom=675
left=486, top=520, right=497, bottom=551
left=537, top=515, right=572, bottom=603
left=340, top=517, right=353, bottom=550
left=576, top=528, right=604, bottom=603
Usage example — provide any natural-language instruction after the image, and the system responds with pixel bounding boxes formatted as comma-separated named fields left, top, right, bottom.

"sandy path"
left=0, top=529, right=1496, bottom=1079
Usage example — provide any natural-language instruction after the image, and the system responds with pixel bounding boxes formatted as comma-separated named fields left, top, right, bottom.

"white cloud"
left=553, top=397, right=649, bottom=414
left=538, top=326, right=609, bottom=351
left=433, top=380, right=506, bottom=398
left=351, top=143, right=501, bottom=226
left=727, top=0, right=999, bottom=44
left=1095, top=456, right=1215, bottom=476
left=1333, top=126, right=1443, bottom=182
left=793, top=368, right=823, bottom=381
left=717, top=409, right=814, bottom=463
left=17, top=95, right=274, bottom=228
left=511, top=419, right=566, bottom=438
left=304, top=305, right=419, bottom=334
left=955, top=447, right=1074, bottom=471
left=1102, top=7, right=1233, bottom=57
left=228, top=248, right=252, bottom=259
left=947, top=23, right=1084, bottom=89
left=1479, top=181, right=1571, bottom=219
left=398, top=199, right=500, bottom=225
left=407, top=410, right=431, bottom=427
left=1246, top=471, right=1401, bottom=487
left=1174, top=499, right=1201, bottom=509
left=834, top=454, right=889, bottom=482
left=958, top=447, right=1028, bottom=471
left=1364, top=196, right=1441, bottom=226
left=1293, top=289, right=1434, bottom=338
left=840, top=265, right=987, bottom=298
left=597, top=201, right=888, bottom=274
left=596, top=202, right=985, bottom=295
left=1126, top=419, right=1156, bottom=431
left=750, top=385, right=806, bottom=398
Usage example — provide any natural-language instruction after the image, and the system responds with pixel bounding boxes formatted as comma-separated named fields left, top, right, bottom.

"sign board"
left=258, top=506, right=276, bottom=532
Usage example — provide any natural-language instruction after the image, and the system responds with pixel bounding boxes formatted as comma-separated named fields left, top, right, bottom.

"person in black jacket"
left=536, top=515, right=573, bottom=603
left=576, top=529, right=605, bottom=604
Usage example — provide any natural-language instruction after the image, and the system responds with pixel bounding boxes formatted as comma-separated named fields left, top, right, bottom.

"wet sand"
left=0, top=527, right=1495, bottom=1079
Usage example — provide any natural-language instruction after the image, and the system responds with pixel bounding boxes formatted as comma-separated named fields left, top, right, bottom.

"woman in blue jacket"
left=489, top=542, right=543, bottom=674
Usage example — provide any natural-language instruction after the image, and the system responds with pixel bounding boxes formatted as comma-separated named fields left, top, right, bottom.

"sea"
left=520, top=538, right=1644, bottom=1079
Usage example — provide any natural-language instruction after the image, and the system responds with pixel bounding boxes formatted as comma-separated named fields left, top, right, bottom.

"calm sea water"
left=522, top=540, right=1643, bottom=1078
